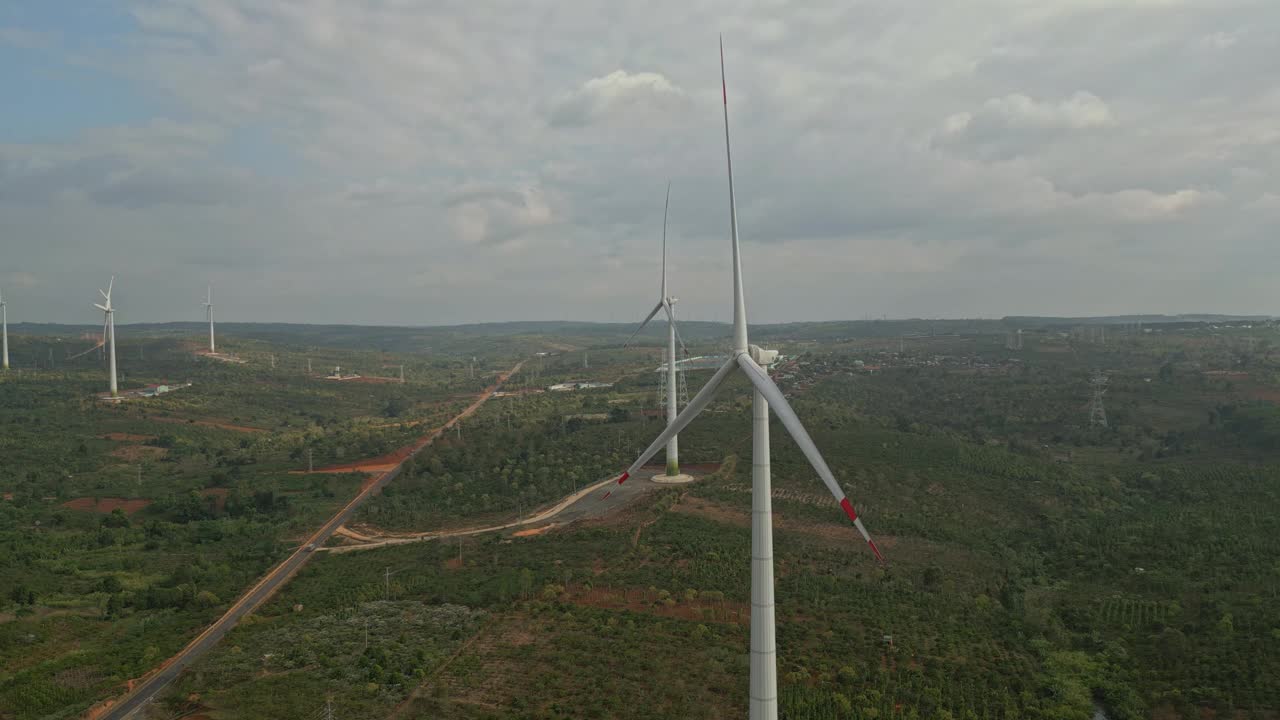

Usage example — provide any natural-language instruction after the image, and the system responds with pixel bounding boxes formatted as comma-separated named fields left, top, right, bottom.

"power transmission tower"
left=657, top=349, right=689, bottom=413
left=1088, top=372, right=1108, bottom=428
left=678, top=359, right=688, bottom=407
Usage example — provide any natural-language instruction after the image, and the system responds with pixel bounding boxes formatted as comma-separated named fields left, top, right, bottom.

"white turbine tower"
left=94, top=276, right=118, bottom=398
left=204, top=284, right=215, bottom=353
left=605, top=40, right=884, bottom=720
left=623, top=182, right=691, bottom=481
left=1, top=287, right=8, bottom=370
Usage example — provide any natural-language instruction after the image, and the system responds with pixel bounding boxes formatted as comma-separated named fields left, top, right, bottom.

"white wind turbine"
left=605, top=40, right=884, bottom=720
left=622, top=182, right=691, bottom=480
left=1, top=287, right=8, bottom=370
left=203, top=284, right=215, bottom=353
left=94, top=276, right=118, bottom=398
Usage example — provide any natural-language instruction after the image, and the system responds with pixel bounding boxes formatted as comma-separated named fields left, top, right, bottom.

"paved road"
left=95, top=361, right=526, bottom=720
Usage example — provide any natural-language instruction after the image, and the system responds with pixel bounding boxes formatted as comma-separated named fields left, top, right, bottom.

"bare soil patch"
left=109, top=445, right=167, bottom=462
left=512, top=524, right=556, bottom=538
left=1242, top=383, right=1280, bottom=404
left=200, top=487, right=229, bottom=512
left=62, top=497, right=152, bottom=515
left=148, top=416, right=267, bottom=433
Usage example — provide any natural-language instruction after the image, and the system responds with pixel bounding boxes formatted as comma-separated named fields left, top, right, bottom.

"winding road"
left=92, top=360, right=526, bottom=720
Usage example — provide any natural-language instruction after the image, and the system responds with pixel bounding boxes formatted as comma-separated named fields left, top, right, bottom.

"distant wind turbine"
left=623, top=182, right=690, bottom=479
left=93, top=276, right=118, bottom=397
left=203, top=284, right=215, bottom=353
left=604, top=39, right=885, bottom=720
left=1, top=287, right=8, bottom=370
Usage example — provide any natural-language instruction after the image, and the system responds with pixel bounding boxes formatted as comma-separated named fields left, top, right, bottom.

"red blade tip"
left=616, top=471, right=630, bottom=485
left=601, top=491, right=612, bottom=501
left=839, top=497, right=859, bottom=523
left=868, top=539, right=885, bottom=564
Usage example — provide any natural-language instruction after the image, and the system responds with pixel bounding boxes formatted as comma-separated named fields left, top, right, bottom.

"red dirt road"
left=85, top=359, right=526, bottom=720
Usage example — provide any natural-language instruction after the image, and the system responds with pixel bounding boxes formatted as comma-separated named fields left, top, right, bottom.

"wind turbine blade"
left=661, top=181, right=670, bottom=299
left=106, top=275, right=114, bottom=299
left=608, top=355, right=737, bottom=490
left=99, top=289, right=109, bottom=301
left=623, top=301, right=665, bottom=348
left=721, top=37, right=748, bottom=354
left=737, top=354, right=884, bottom=562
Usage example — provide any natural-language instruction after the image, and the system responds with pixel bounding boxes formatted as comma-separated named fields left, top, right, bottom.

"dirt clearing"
left=109, top=445, right=168, bottom=462
left=148, top=416, right=267, bottom=433
left=100, top=433, right=156, bottom=442
left=62, top=497, right=152, bottom=515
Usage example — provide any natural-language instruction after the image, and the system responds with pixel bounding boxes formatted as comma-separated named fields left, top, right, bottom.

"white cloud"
left=2, top=0, right=1277, bottom=323
left=549, top=70, right=691, bottom=128
left=940, top=92, right=1115, bottom=140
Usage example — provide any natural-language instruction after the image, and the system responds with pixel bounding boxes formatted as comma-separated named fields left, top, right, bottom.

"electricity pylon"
left=1089, top=372, right=1108, bottom=427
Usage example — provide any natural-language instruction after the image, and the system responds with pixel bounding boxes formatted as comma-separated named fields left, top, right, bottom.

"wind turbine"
left=1, top=287, right=8, bottom=370
left=93, top=276, right=118, bottom=398
left=605, top=40, right=884, bottom=720
left=623, top=182, right=690, bottom=480
left=203, top=284, right=215, bottom=353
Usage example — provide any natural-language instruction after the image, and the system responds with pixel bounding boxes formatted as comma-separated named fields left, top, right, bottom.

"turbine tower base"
left=651, top=473, right=694, bottom=484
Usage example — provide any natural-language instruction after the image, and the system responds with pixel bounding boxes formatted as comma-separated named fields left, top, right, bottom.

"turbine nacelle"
left=748, top=344, right=777, bottom=366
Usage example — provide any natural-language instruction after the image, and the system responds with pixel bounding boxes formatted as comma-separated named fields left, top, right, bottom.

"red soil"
left=148, top=416, right=267, bottom=433
left=200, top=488, right=229, bottom=512
left=100, top=433, right=157, bottom=442
left=1242, top=384, right=1280, bottom=404
left=62, top=497, right=152, bottom=515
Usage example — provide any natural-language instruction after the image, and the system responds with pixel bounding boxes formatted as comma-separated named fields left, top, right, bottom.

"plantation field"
left=2, top=320, right=1279, bottom=719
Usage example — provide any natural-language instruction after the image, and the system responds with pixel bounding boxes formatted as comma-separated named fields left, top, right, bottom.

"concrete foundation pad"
left=651, top=473, right=695, bottom=484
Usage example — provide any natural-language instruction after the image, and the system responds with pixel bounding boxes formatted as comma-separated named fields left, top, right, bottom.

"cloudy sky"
left=2, top=1, right=1276, bottom=325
